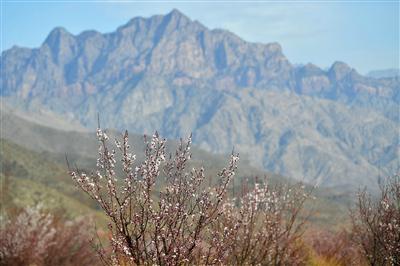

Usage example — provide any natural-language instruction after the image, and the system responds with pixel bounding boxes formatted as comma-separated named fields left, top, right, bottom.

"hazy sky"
left=1, top=1, right=399, bottom=74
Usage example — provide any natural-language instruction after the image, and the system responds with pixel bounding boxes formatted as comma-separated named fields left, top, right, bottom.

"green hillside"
left=0, top=139, right=107, bottom=225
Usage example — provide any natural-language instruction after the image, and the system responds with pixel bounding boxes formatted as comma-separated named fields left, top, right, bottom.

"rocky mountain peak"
left=168, top=8, right=190, bottom=21
left=298, top=63, right=324, bottom=76
left=329, top=61, right=353, bottom=80
left=77, top=30, right=102, bottom=40
left=44, top=27, right=74, bottom=45
left=118, top=9, right=194, bottom=36
left=42, top=27, right=77, bottom=64
left=155, top=8, right=194, bottom=35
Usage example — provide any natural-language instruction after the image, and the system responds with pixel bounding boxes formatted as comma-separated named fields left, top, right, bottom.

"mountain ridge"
left=1, top=9, right=398, bottom=190
left=367, top=68, right=400, bottom=79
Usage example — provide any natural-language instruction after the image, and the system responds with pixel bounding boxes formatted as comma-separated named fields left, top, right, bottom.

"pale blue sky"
left=1, top=1, right=399, bottom=74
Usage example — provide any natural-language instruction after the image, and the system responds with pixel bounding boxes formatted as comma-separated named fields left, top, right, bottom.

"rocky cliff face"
left=1, top=9, right=398, bottom=190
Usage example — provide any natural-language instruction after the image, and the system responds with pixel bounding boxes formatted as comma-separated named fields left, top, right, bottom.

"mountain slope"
left=0, top=139, right=107, bottom=225
left=1, top=9, right=398, bottom=190
left=0, top=104, right=283, bottom=185
left=0, top=108, right=352, bottom=228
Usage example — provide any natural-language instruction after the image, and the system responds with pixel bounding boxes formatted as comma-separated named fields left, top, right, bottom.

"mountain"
left=1, top=9, right=399, bottom=191
left=367, top=68, right=400, bottom=79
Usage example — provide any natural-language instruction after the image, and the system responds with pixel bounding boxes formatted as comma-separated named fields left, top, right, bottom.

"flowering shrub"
left=0, top=205, right=98, bottom=266
left=70, top=128, right=311, bottom=265
left=351, top=175, right=400, bottom=266
left=219, top=181, right=309, bottom=265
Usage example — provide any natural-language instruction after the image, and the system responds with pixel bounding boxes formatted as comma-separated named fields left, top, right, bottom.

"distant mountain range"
left=1, top=9, right=399, bottom=191
left=367, top=68, right=400, bottom=79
